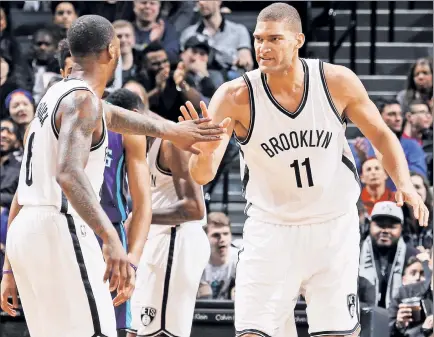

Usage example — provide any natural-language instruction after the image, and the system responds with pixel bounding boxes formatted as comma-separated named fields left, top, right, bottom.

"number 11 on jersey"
left=290, top=157, right=314, bottom=188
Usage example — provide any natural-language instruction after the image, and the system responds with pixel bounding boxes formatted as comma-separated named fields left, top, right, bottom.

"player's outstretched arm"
left=335, top=65, right=429, bottom=227
left=103, top=101, right=226, bottom=155
left=182, top=82, right=238, bottom=185
left=56, top=91, right=132, bottom=295
left=123, top=133, right=151, bottom=266
left=151, top=142, right=205, bottom=225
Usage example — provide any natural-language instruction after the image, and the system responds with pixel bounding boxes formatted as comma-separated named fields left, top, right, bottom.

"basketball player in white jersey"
left=0, top=15, right=226, bottom=337
left=127, top=134, right=210, bottom=337
left=180, top=3, right=429, bottom=337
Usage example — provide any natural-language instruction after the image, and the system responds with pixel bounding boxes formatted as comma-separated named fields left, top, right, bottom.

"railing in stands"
left=370, top=1, right=377, bottom=74
left=327, top=2, right=357, bottom=72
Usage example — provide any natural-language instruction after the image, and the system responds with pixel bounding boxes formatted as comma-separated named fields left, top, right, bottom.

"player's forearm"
left=189, top=153, right=218, bottom=185
left=152, top=200, right=204, bottom=225
left=373, top=130, right=413, bottom=189
left=56, top=170, right=118, bottom=242
left=127, top=207, right=151, bottom=265
left=104, top=101, right=176, bottom=137
left=2, top=193, right=22, bottom=271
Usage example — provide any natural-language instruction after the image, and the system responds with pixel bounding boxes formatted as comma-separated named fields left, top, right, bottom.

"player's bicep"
left=341, top=68, right=391, bottom=148
left=124, top=134, right=151, bottom=210
left=56, top=91, right=99, bottom=174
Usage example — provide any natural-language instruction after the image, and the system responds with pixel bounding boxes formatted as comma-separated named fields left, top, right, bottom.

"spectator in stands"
left=159, top=1, right=196, bottom=34
left=359, top=201, right=419, bottom=309
left=402, top=256, right=426, bottom=286
left=358, top=198, right=370, bottom=242
left=0, top=55, right=19, bottom=120
left=0, top=6, right=21, bottom=77
left=132, top=0, right=180, bottom=65
left=23, top=27, right=59, bottom=103
left=198, top=212, right=238, bottom=300
left=403, top=99, right=433, bottom=146
left=113, top=20, right=139, bottom=84
left=360, top=157, right=395, bottom=215
left=81, top=1, right=135, bottom=23
left=0, top=117, right=21, bottom=212
left=180, top=36, right=224, bottom=101
left=135, top=41, right=203, bottom=122
left=352, top=98, right=428, bottom=191
left=389, top=252, right=433, bottom=337
left=123, top=80, right=149, bottom=108
left=397, top=57, right=433, bottom=114
left=57, top=38, right=72, bottom=78
left=5, top=89, right=35, bottom=140
left=402, top=172, right=433, bottom=251
left=51, top=1, right=79, bottom=37
left=180, top=0, right=253, bottom=80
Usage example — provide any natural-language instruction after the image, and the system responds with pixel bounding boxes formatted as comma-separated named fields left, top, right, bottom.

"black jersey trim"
left=319, top=60, right=345, bottom=125
left=90, top=109, right=106, bottom=152
left=236, top=329, right=272, bottom=337
left=234, top=74, right=255, bottom=145
left=50, top=87, right=106, bottom=152
left=260, top=58, right=309, bottom=119
left=156, top=142, right=172, bottom=176
left=310, top=323, right=360, bottom=336
left=341, top=155, right=362, bottom=192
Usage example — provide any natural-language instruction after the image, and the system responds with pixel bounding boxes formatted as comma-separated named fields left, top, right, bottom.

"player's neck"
left=366, top=184, right=386, bottom=200
left=69, top=64, right=108, bottom=98
left=266, top=57, right=304, bottom=92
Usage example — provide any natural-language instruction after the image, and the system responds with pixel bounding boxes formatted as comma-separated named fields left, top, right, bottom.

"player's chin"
left=258, top=63, right=279, bottom=74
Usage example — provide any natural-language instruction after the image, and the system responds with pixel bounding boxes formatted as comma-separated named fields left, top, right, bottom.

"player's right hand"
left=179, top=101, right=231, bottom=155
left=0, top=273, right=19, bottom=316
left=102, top=235, right=132, bottom=303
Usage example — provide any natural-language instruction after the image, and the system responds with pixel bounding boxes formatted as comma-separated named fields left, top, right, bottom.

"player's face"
left=402, top=261, right=425, bottom=285
left=60, top=56, right=73, bottom=78
left=360, top=158, right=387, bottom=187
left=253, top=21, right=304, bottom=74
left=207, top=224, right=231, bottom=257
left=107, top=35, right=121, bottom=84
left=0, top=120, right=18, bottom=154
left=381, top=103, right=402, bottom=133
left=370, top=218, right=402, bottom=247
left=411, top=175, right=427, bottom=203
left=8, top=94, right=35, bottom=126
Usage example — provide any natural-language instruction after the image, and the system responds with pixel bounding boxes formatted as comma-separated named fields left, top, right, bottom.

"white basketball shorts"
left=235, top=207, right=361, bottom=337
left=6, top=206, right=116, bottom=337
left=130, top=223, right=210, bottom=337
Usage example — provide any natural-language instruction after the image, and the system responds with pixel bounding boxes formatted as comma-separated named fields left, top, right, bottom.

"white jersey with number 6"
left=237, top=58, right=361, bottom=226
left=17, top=78, right=107, bottom=217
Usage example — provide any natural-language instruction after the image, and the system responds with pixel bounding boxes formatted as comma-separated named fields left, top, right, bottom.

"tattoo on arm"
left=104, top=101, right=175, bottom=137
left=56, top=91, right=114, bottom=241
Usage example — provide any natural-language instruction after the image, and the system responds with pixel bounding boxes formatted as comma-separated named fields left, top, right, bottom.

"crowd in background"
left=0, top=1, right=433, bottom=337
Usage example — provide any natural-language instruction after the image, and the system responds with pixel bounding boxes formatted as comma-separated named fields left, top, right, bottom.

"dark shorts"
left=97, top=222, right=132, bottom=331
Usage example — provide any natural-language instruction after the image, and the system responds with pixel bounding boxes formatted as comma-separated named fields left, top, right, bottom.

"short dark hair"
left=67, top=15, right=114, bottom=58
left=105, top=88, right=145, bottom=112
left=374, top=97, right=400, bottom=114
left=257, top=3, right=302, bottom=32
left=33, top=27, right=56, bottom=42
left=1, top=117, right=20, bottom=135
left=51, top=1, right=80, bottom=15
left=142, top=41, right=165, bottom=59
left=57, top=38, right=71, bottom=70
left=408, top=99, right=430, bottom=112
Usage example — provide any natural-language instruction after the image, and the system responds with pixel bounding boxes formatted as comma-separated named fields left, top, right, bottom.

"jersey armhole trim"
left=234, top=74, right=255, bottom=146
left=319, top=61, right=345, bottom=125
left=50, top=87, right=106, bottom=152
left=156, top=143, right=172, bottom=176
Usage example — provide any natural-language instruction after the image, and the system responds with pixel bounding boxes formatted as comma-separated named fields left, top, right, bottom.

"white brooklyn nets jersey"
left=147, top=138, right=206, bottom=231
left=237, top=58, right=361, bottom=225
left=17, top=78, right=108, bottom=218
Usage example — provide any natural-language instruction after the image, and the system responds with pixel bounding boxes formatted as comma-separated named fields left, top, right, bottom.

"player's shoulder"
left=321, top=61, right=357, bottom=83
left=321, top=61, right=364, bottom=98
left=216, top=76, right=250, bottom=107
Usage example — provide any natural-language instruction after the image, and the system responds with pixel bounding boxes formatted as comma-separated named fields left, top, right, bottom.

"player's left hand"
left=396, top=187, right=429, bottom=227
left=113, top=264, right=136, bottom=307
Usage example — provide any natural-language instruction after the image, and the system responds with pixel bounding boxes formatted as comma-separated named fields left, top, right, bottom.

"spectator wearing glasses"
left=403, top=99, right=433, bottom=146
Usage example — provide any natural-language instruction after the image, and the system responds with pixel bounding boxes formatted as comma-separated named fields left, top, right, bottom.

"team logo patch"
left=141, top=307, right=157, bottom=326
left=347, top=294, right=356, bottom=318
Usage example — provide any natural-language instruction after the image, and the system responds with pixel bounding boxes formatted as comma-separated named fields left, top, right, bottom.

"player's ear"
left=296, top=33, right=305, bottom=50
left=108, top=43, right=115, bottom=60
